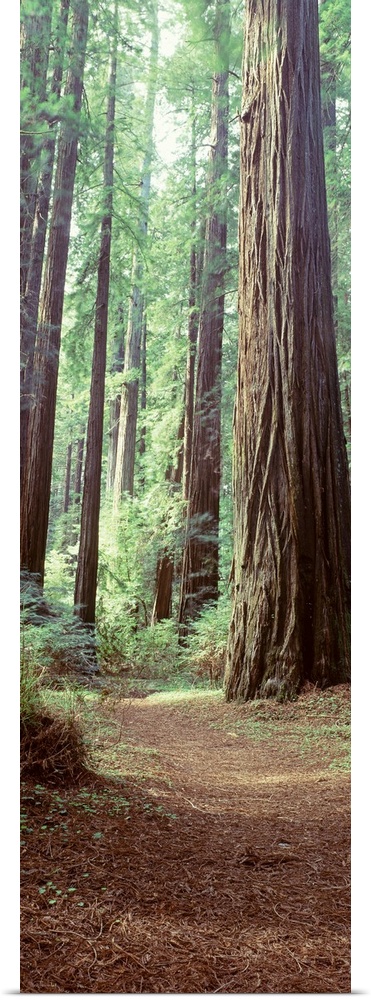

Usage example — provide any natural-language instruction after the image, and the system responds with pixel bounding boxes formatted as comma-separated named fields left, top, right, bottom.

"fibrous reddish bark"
left=225, top=0, right=351, bottom=700
left=20, top=0, right=89, bottom=585
left=21, top=0, right=70, bottom=489
left=20, top=0, right=53, bottom=297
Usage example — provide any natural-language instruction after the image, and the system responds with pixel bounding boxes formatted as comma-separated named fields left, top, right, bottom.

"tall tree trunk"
left=20, top=0, right=53, bottom=298
left=20, top=0, right=89, bottom=585
left=225, top=0, right=351, bottom=701
left=63, top=442, right=72, bottom=514
left=20, top=0, right=71, bottom=489
left=74, top=7, right=117, bottom=625
left=138, top=309, right=147, bottom=464
left=178, top=0, right=230, bottom=629
left=151, top=416, right=184, bottom=624
left=106, top=330, right=125, bottom=492
left=73, top=435, right=85, bottom=502
left=113, top=3, right=158, bottom=504
left=183, top=101, right=199, bottom=502
left=68, top=434, right=85, bottom=557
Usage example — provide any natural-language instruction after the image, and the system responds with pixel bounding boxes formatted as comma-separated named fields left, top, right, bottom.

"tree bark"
left=20, top=0, right=53, bottom=297
left=225, top=0, right=351, bottom=701
left=20, top=0, right=89, bottom=585
left=113, top=3, right=158, bottom=504
left=178, top=0, right=230, bottom=630
left=20, top=0, right=71, bottom=489
left=74, top=6, right=117, bottom=625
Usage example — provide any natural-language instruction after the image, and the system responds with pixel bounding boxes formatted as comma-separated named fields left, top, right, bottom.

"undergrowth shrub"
left=21, top=578, right=97, bottom=685
left=20, top=577, right=92, bottom=782
left=96, top=601, right=180, bottom=680
left=20, top=642, right=90, bottom=782
left=182, top=596, right=232, bottom=687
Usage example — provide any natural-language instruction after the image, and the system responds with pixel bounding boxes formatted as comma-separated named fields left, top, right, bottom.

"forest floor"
left=20, top=682, right=351, bottom=993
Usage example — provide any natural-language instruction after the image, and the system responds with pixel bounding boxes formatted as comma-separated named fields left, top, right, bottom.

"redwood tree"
left=20, top=0, right=53, bottom=298
left=74, top=4, right=117, bottom=625
left=178, top=0, right=230, bottom=628
left=113, top=2, right=159, bottom=504
left=225, top=0, right=351, bottom=700
left=20, top=0, right=71, bottom=488
left=20, top=0, right=89, bottom=585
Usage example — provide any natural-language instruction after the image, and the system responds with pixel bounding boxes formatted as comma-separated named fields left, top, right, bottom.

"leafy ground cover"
left=21, top=682, right=350, bottom=993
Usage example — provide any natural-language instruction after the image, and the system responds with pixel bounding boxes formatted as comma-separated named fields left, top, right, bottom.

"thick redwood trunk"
left=20, top=0, right=70, bottom=488
left=178, top=0, right=230, bottom=629
left=20, top=0, right=89, bottom=585
left=225, top=0, right=350, bottom=700
left=20, top=0, right=53, bottom=297
left=74, top=11, right=117, bottom=625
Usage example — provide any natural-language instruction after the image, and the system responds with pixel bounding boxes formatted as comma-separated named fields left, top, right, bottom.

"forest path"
left=119, top=690, right=342, bottom=825
left=21, top=686, right=351, bottom=994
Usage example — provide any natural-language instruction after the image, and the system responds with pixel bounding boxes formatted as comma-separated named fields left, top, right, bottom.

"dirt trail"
left=21, top=688, right=351, bottom=994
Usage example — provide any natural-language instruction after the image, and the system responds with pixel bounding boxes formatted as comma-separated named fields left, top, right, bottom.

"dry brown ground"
left=21, top=683, right=350, bottom=993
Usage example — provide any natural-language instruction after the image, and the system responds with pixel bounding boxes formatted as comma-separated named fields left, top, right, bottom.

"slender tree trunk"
left=20, top=0, right=53, bottom=297
left=225, top=0, right=351, bottom=701
left=178, top=0, right=230, bottom=629
left=73, top=435, right=85, bottom=503
left=63, top=443, right=72, bottom=514
left=151, top=416, right=184, bottom=624
left=183, top=103, right=199, bottom=502
left=74, top=8, right=117, bottom=625
left=20, top=0, right=89, bottom=585
left=138, top=309, right=147, bottom=463
left=106, top=330, right=125, bottom=492
left=68, top=434, right=85, bottom=556
left=113, top=3, right=158, bottom=504
left=20, top=0, right=70, bottom=488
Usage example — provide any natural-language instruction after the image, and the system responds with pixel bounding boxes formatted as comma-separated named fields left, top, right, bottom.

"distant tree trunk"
left=178, top=0, right=230, bottom=630
left=152, top=555, right=174, bottom=623
left=106, top=327, right=125, bottom=492
left=74, top=8, right=117, bottom=626
left=20, top=0, right=70, bottom=489
left=138, top=309, right=147, bottom=464
left=183, top=103, right=199, bottom=502
left=20, top=0, right=53, bottom=297
left=68, top=434, right=85, bottom=557
left=63, top=443, right=72, bottom=514
left=113, top=3, right=158, bottom=504
left=20, top=0, right=89, bottom=585
left=151, top=417, right=184, bottom=624
left=73, top=435, right=84, bottom=505
left=225, top=0, right=351, bottom=701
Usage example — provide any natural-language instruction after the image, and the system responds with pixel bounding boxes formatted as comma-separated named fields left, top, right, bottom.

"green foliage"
left=97, top=597, right=180, bottom=680
left=181, top=594, right=231, bottom=686
left=20, top=653, right=44, bottom=726
left=21, top=575, right=97, bottom=685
